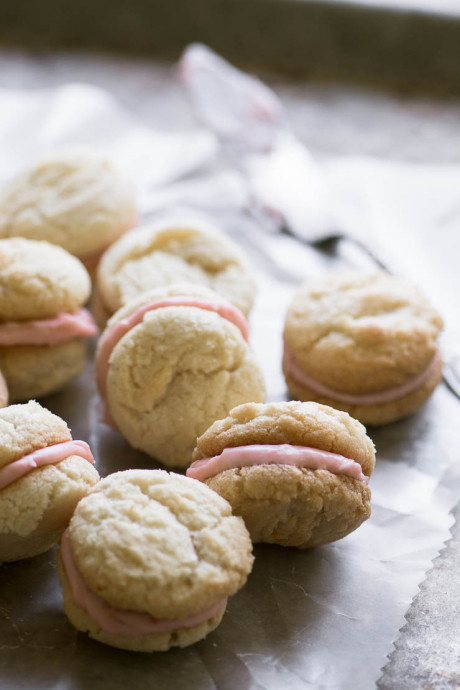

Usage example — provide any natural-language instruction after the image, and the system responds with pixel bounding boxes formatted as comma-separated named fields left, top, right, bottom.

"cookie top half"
left=0, top=237, right=91, bottom=321
left=0, top=149, right=137, bottom=258
left=284, top=271, right=443, bottom=393
left=101, top=282, right=247, bottom=333
left=0, top=400, right=71, bottom=468
left=192, top=400, right=375, bottom=477
left=96, top=284, right=265, bottom=466
left=96, top=218, right=256, bottom=316
left=67, top=470, right=253, bottom=619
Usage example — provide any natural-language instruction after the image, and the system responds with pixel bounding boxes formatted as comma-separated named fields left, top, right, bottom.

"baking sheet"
left=0, top=84, right=458, bottom=690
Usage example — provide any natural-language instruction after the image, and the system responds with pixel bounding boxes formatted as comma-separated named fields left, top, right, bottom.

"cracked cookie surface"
left=192, top=401, right=375, bottom=548
left=0, top=149, right=136, bottom=259
left=0, top=237, right=91, bottom=321
left=58, top=469, right=253, bottom=651
left=96, top=218, right=256, bottom=320
left=0, top=401, right=99, bottom=561
left=0, top=237, right=94, bottom=401
left=283, top=271, right=443, bottom=424
left=98, top=285, right=265, bottom=468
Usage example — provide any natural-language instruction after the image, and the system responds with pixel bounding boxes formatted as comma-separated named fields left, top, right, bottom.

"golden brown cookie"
left=95, top=284, right=266, bottom=468
left=95, top=217, right=256, bottom=325
left=283, top=271, right=443, bottom=425
left=0, top=401, right=99, bottom=562
left=0, top=148, right=137, bottom=269
left=188, top=401, right=375, bottom=548
left=57, top=469, right=253, bottom=651
left=0, top=238, right=98, bottom=401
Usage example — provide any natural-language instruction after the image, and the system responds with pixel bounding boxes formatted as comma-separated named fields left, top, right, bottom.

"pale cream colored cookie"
left=0, top=401, right=99, bottom=562
left=95, top=217, right=256, bottom=324
left=0, top=341, right=86, bottom=403
left=283, top=271, right=444, bottom=425
left=57, top=469, right=253, bottom=651
left=0, top=237, right=90, bottom=321
left=188, top=401, right=375, bottom=548
left=96, top=284, right=266, bottom=468
left=0, top=149, right=137, bottom=267
left=0, top=238, right=98, bottom=401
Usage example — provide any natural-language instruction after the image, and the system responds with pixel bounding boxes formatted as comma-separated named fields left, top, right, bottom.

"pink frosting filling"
left=0, top=440, right=95, bottom=491
left=0, top=308, right=98, bottom=347
left=187, top=444, right=369, bottom=485
left=60, top=528, right=227, bottom=636
left=283, top=343, right=441, bottom=406
left=96, top=297, right=249, bottom=427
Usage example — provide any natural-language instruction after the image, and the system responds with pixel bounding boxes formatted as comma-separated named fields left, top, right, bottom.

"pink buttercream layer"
left=96, top=296, right=249, bottom=428
left=60, top=528, right=227, bottom=636
left=0, top=308, right=98, bottom=347
left=0, top=440, right=95, bottom=491
left=187, top=444, right=368, bottom=484
left=283, top=343, right=441, bottom=406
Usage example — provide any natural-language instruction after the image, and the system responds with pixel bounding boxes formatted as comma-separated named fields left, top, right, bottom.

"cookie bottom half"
left=57, top=555, right=227, bottom=652
left=205, top=464, right=371, bottom=548
left=0, top=340, right=86, bottom=402
left=283, top=354, right=443, bottom=426
left=0, top=457, right=99, bottom=563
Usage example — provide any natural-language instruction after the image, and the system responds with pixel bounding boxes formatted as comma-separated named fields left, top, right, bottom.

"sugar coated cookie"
left=95, top=217, right=256, bottom=325
left=0, top=401, right=99, bottom=562
left=283, top=271, right=443, bottom=425
left=57, top=469, right=253, bottom=651
left=0, top=238, right=98, bottom=401
left=188, top=401, right=375, bottom=548
left=0, top=149, right=137, bottom=269
left=96, top=284, right=265, bottom=467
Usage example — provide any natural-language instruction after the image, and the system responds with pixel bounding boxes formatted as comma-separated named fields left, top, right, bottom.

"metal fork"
left=180, top=43, right=460, bottom=400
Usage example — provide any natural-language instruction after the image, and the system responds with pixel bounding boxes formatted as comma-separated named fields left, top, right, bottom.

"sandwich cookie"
left=94, top=217, right=256, bottom=326
left=283, top=271, right=444, bottom=425
left=0, top=401, right=99, bottom=562
left=57, top=469, right=253, bottom=651
left=0, top=238, right=98, bottom=401
left=95, top=284, right=265, bottom=468
left=188, top=401, right=375, bottom=548
left=0, top=148, right=137, bottom=271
